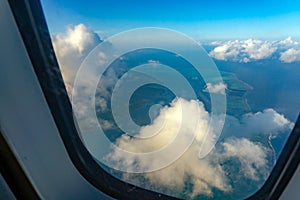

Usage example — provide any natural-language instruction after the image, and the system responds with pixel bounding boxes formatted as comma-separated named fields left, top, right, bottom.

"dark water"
left=214, top=60, right=300, bottom=122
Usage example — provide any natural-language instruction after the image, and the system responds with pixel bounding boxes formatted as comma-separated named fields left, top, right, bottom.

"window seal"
left=0, top=128, right=40, bottom=200
left=7, top=0, right=300, bottom=199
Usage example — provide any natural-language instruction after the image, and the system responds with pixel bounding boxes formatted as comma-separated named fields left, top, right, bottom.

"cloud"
left=208, top=40, right=241, bottom=61
left=53, top=23, right=101, bottom=56
left=147, top=59, right=161, bottom=64
left=221, top=109, right=294, bottom=142
left=203, top=82, right=227, bottom=94
left=221, top=138, right=269, bottom=181
left=106, top=98, right=293, bottom=198
left=279, top=36, right=299, bottom=47
left=52, top=24, right=113, bottom=131
left=209, top=37, right=300, bottom=63
left=52, top=24, right=102, bottom=94
left=241, top=108, right=294, bottom=133
left=107, top=98, right=231, bottom=197
left=95, top=97, right=108, bottom=112
left=209, top=39, right=277, bottom=62
left=280, top=48, right=300, bottom=63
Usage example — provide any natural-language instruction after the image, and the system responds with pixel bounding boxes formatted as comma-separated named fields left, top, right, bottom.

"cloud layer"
left=209, top=37, right=300, bottom=63
left=280, top=48, right=300, bottom=63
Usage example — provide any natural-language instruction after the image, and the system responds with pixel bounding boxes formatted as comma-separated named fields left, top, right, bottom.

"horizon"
left=41, top=0, right=300, bottom=40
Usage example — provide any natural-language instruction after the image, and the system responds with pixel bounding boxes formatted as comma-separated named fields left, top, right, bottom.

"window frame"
left=0, top=128, right=40, bottom=200
left=7, top=0, right=300, bottom=199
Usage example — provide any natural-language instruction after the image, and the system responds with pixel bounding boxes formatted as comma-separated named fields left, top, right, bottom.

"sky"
left=41, top=0, right=300, bottom=40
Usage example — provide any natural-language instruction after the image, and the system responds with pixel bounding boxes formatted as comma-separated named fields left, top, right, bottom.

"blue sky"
left=41, top=0, right=300, bottom=40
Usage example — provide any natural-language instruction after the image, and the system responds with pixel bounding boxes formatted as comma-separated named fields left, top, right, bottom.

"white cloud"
left=99, top=119, right=114, bottom=130
left=209, top=39, right=277, bottom=62
left=209, top=37, right=300, bottom=63
left=106, top=98, right=293, bottom=198
left=51, top=24, right=114, bottom=132
left=208, top=41, right=240, bottom=61
left=240, top=108, right=294, bottom=134
left=53, top=23, right=101, bottom=56
left=221, top=138, right=269, bottom=181
left=107, top=98, right=232, bottom=197
left=278, top=37, right=300, bottom=63
left=243, top=39, right=277, bottom=60
left=222, top=108, right=294, bottom=139
left=52, top=24, right=102, bottom=94
left=280, top=48, right=300, bottom=63
left=279, top=36, right=299, bottom=47
left=147, top=59, right=160, bottom=64
left=95, top=97, right=108, bottom=112
left=203, top=82, right=227, bottom=95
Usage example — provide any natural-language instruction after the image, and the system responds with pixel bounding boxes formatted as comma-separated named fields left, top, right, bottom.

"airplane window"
left=14, top=0, right=299, bottom=199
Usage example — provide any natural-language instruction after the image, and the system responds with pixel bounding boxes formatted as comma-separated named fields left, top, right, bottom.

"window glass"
left=41, top=1, right=300, bottom=199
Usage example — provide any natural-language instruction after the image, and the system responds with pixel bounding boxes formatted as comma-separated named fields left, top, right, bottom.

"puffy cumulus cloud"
left=277, top=37, right=300, bottom=63
left=203, top=82, right=227, bottom=95
left=52, top=24, right=102, bottom=94
left=243, top=39, right=277, bottom=60
left=208, top=40, right=241, bottom=61
left=110, top=98, right=212, bottom=154
left=107, top=98, right=232, bottom=197
left=53, top=23, right=101, bottom=56
left=209, top=39, right=277, bottom=62
left=51, top=24, right=114, bottom=131
left=106, top=98, right=293, bottom=198
left=209, top=37, right=300, bottom=63
left=221, top=138, right=269, bottom=181
left=279, top=36, right=299, bottom=47
left=280, top=48, right=300, bottom=63
left=240, top=108, right=294, bottom=135
left=221, top=109, right=294, bottom=141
